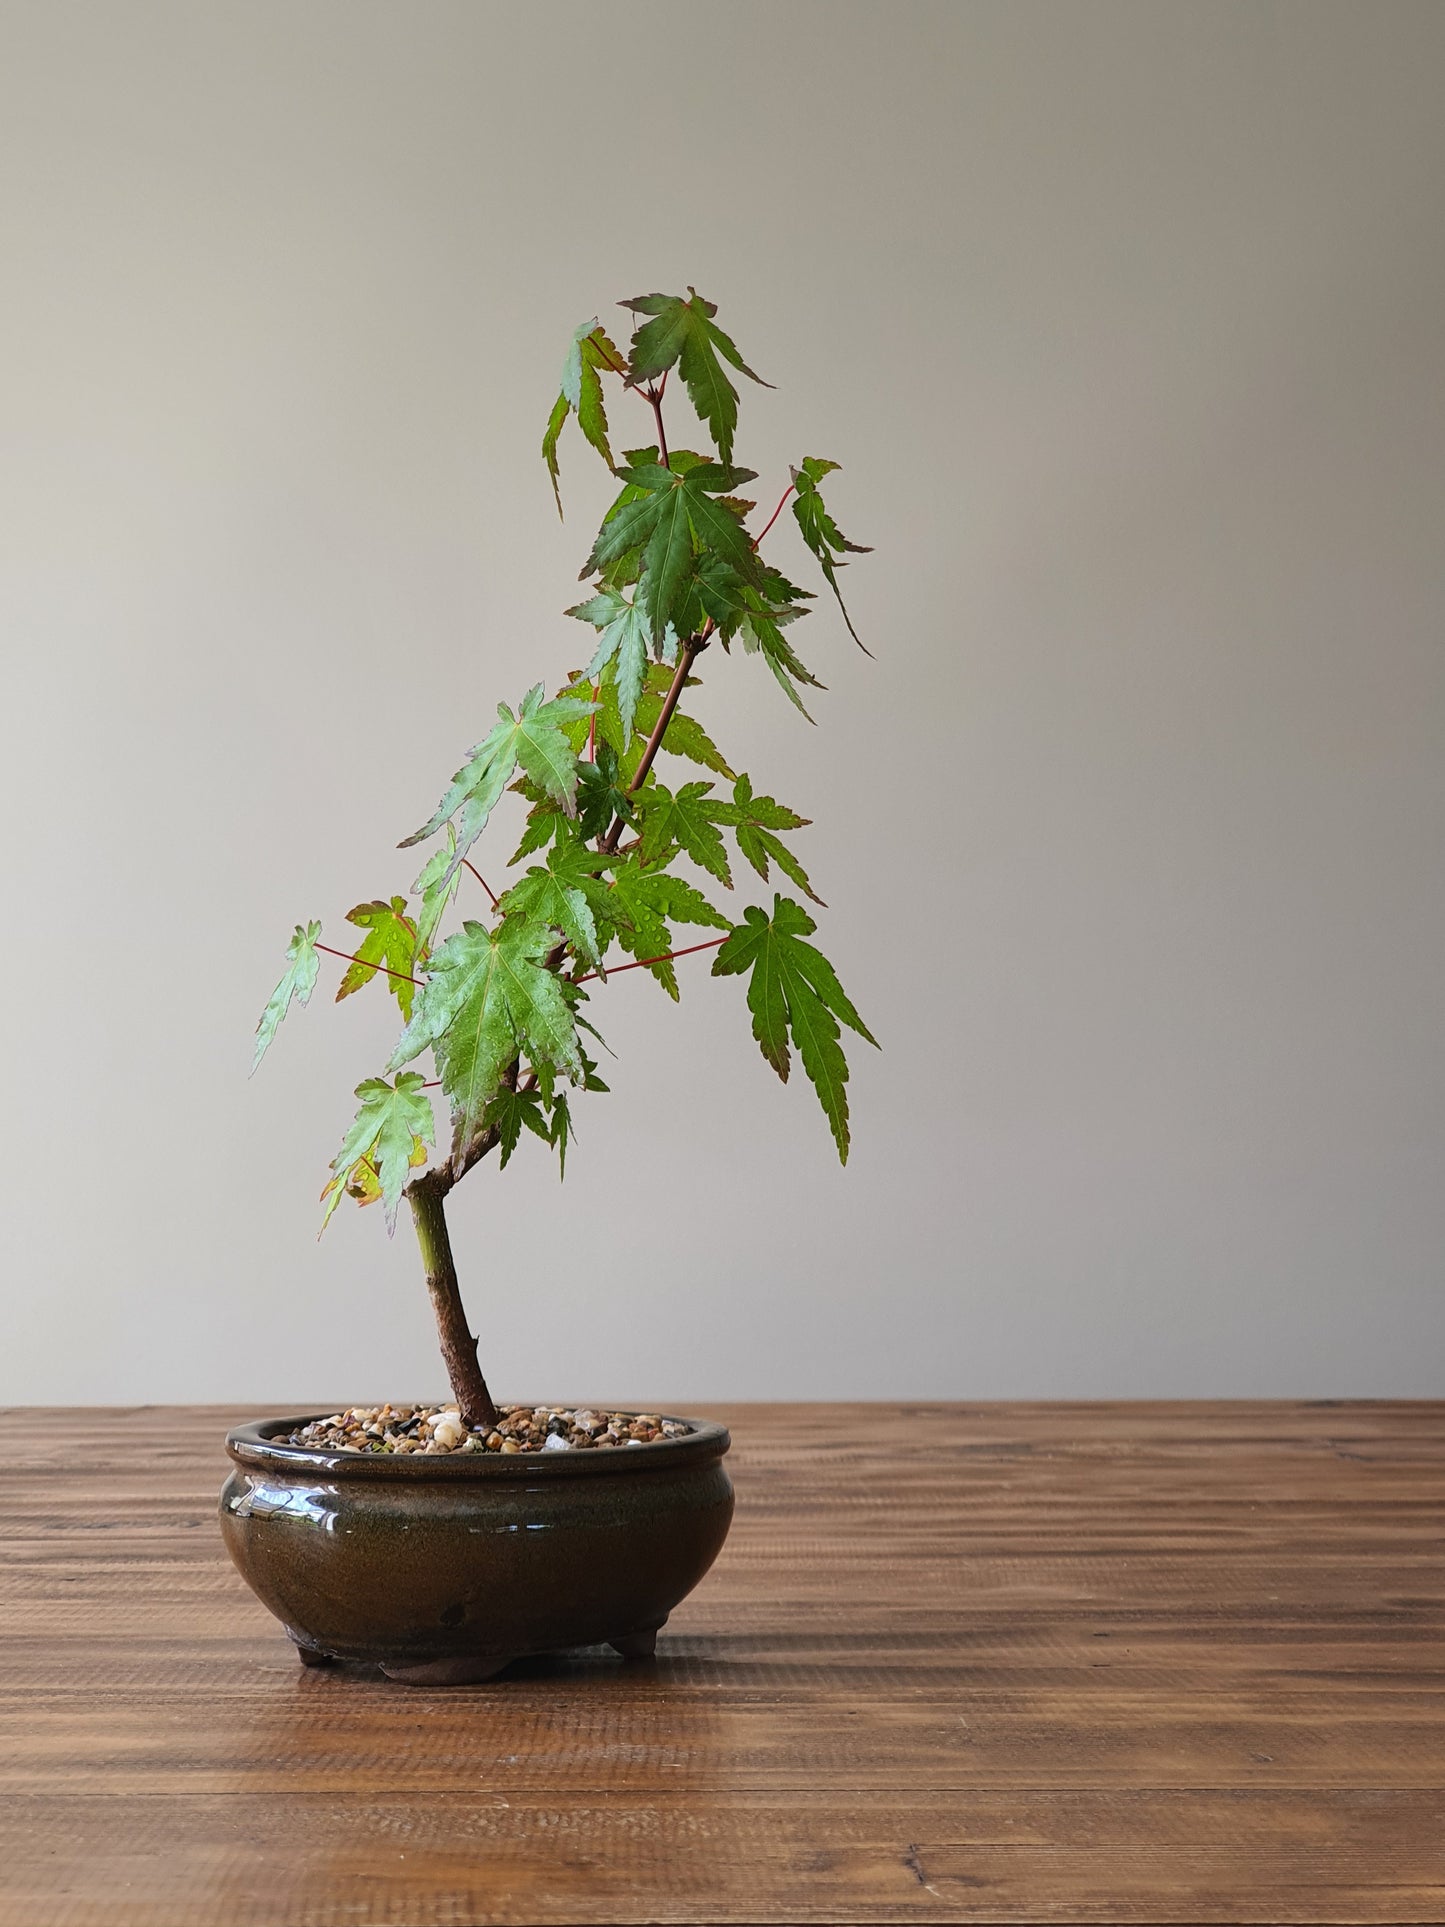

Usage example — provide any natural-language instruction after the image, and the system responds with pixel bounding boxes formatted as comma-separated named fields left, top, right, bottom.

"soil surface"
left=283, top=1403, right=690, bottom=1455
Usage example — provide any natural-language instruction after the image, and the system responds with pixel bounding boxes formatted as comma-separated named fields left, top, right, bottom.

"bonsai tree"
left=253, top=289, right=876, bottom=1435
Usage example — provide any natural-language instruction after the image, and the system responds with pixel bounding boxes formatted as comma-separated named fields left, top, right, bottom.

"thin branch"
left=315, top=942, right=421, bottom=988
left=462, top=858, right=499, bottom=908
left=573, top=936, right=725, bottom=986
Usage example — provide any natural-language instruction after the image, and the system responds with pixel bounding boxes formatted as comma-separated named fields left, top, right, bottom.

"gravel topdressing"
left=284, top=1404, right=691, bottom=1455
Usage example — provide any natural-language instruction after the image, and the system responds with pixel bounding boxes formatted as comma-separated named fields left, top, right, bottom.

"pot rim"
left=225, top=1410, right=731, bottom=1479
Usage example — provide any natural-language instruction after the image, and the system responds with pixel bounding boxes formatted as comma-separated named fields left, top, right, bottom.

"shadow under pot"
left=220, top=1413, right=734, bottom=1683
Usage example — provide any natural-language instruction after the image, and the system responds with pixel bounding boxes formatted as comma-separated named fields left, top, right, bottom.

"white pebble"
left=542, top=1433, right=572, bottom=1451
left=431, top=1416, right=467, bottom=1448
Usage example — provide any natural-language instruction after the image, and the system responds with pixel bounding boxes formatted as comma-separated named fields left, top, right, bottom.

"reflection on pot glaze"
left=223, top=1479, right=339, bottom=1530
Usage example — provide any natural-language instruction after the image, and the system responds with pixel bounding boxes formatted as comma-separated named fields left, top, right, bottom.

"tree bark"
left=406, top=1170, right=499, bottom=1431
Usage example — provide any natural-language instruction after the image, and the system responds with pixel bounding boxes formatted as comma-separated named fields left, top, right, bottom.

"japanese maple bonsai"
left=252, top=287, right=875, bottom=1430
left=223, top=290, right=875, bottom=1678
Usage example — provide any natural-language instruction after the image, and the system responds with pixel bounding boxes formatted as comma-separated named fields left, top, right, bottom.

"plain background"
left=2, top=0, right=1442, bottom=1407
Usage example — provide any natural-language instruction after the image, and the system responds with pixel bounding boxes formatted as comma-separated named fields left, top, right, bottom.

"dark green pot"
left=220, top=1412, right=733, bottom=1683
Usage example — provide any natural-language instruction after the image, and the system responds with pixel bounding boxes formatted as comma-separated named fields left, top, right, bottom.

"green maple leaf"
left=481, top=1083, right=553, bottom=1170
left=559, top=656, right=734, bottom=786
left=548, top=1091, right=574, bottom=1178
left=390, top=917, right=581, bottom=1153
left=739, top=605, right=826, bottom=718
left=555, top=665, right=622, bottom=759
left=335, top=897, right=419, bottom=1022
left=412, top=829, right=462, bottom=954
left=637, top=779, right=733, bottom=888
left=604, top=860, right=730, bottom=998
left=320, top=1072, right=435, bottom=1233
left=252, top=920, right=322, bottom=1072
left=567, top=587, right=655, bottom=739
left=631, top=664, right=736, bottom=779
left=507, top=780, right=571, bottom=862
left=497, top=839, right=612, bottom=966
left=589, top=443, right=666, bottom=587
left=708, top=773, right=824, bottom=904
left=542, top=320, right=627, bottom=514
left=580, top=462, right=762, bottom=644
left=791, top=457, right=872, bottom=652
left=573, top=745, right=639, bottom=843
left=621, top=290, right=769, bottom=467
left=695, top=554, right=825, bottom=719
left=712, top=894, right=876, bottom=1162
left=513, top=731, right=639, bottom=850
left=400, top=685, right=594, bottom=880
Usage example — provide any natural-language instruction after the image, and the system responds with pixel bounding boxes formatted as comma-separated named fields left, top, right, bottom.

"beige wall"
left=3, top=0, right=1443, bottom=1405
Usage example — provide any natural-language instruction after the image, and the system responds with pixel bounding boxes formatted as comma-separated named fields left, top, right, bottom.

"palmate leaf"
left=336, top=897, right=419, bottom=1022
left=695, top=554, right=825, bottom=719
left=573, top=745, right=639, bottom=843
left=252, top=920, right=321, bottom=1072
left=791, top=457, right=872, bottom=652
left=320, top=1072, right=435, bottom=1234
left=739, top=604, right=826, bottom=719
left=497, top=839, right=612, bottom=967
left=508, top=782, right=572, bottom=862
left=636, top=779, right=733, bottom=888
left=390, top=916, right=582, bottom=1157
left=481, top=1083, right=553, bottom=1170
left=412, top=828, right=462, bottom=955
left=543, top=320, right=627, bottom=514
left=629, top=661, right=735, bottom=781
left=510, top=744, right=637, bottom=855
left=548, top=1091, right=574, bottom=1178
left=400, top=685, right=595, bottom=883
left=712, top=894, right=876, bottom=1162
left=557, top=659, right=736, bottom=789
left=566, top=588, right=654, bottom=739
left=602, top=860, right=731, bottom=999
left=708, top=773, right=823, bottom=904
left=580, top=462, right=762, bottom=644
left=621, top=289, right=769, bottom=466
left=327, top=1132, right=429, bottom=1215
left=633, top=771, right=820, bottom=901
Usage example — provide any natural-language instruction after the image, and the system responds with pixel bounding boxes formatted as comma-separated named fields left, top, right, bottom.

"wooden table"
left=2, top=1403, right=1442, bottom=1924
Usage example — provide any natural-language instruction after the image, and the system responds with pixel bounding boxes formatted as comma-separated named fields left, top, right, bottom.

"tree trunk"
left=407, top=1172, right=499, bottom=1431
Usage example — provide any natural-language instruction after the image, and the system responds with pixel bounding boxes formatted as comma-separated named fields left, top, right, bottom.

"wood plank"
left=4, top=1792, right=1445, bottom=1926
left=0, top=1402, right=1441, bottom=1923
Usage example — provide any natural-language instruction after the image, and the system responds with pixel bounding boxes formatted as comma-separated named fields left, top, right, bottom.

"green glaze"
left=220, top=1414, right=733, bottom=1680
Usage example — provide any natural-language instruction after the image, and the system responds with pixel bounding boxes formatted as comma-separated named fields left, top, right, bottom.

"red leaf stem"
left=461, top=859, right=499, bottom=908
left=314, top=942, right=422, bottom=988
left=573, top=936, right=725, bottom=986
left=753, top=482, right=795, bottom=550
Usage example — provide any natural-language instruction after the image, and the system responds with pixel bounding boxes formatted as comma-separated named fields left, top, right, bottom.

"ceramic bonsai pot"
left=220, top=1412, right=733, bottom=1683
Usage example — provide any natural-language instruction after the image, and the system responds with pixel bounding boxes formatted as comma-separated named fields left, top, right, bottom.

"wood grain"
left=1, top=1401, right=1442, bottom=1924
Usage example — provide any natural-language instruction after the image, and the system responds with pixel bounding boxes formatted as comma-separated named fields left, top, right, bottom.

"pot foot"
left=609, top=1623, right=663, bottom=1661
left=380, top=1653, right=517, bottom=1686
left=292, top=1642, right=334, bottom=1669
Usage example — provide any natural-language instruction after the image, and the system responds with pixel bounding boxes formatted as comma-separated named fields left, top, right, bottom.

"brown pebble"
left=285, top=1401, right=691, bottom=1456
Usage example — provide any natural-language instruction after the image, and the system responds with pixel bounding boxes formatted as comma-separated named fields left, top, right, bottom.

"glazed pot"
left=220, top=1412, right=733, bottom=1683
